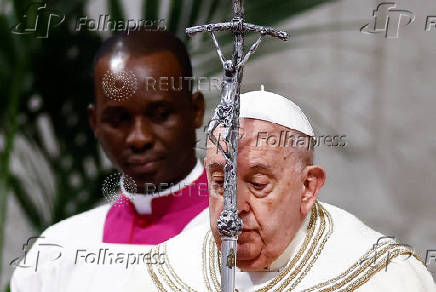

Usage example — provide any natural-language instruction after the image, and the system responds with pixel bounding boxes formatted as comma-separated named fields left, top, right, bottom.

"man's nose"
left=126, top=117, right=154, bottom=151
left=237, top=183, right=251, bottom=216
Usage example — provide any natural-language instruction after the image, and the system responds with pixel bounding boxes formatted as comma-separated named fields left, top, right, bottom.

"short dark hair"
left=92, top=29, right=192, bottom=87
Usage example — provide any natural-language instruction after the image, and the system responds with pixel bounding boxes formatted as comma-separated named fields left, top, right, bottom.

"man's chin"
left=236, top=242, right=275, bottom=271
left=236, top=243, right=261, bottom=261
left=236, top=258, right=268, bottom=271
left=121, top=172, right=160, bottom=193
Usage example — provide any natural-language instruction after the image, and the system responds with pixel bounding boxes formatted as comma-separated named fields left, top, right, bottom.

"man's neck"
left=267, top=211, right=311, bottom=271
left=129, top=155, right=198, bottom=194
left=121, top=158, right=204, bottom=214
left=237, top=209, right=312, bottom=273
left=170, top=155, right=198, bottom=188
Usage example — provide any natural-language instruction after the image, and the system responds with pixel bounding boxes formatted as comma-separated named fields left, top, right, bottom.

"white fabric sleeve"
left=359, top=256, right=436, bottom=292
left=10, top=227, right=63, bottom=292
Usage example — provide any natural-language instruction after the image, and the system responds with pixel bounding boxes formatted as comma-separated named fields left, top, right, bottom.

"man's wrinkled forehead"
left=206, top=118, right=290, bottom=154
left=239, top=118, right=286, bottom=147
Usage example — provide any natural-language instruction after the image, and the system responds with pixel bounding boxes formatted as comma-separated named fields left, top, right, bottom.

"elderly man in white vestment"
left=135, top=89, right=436, bottom=292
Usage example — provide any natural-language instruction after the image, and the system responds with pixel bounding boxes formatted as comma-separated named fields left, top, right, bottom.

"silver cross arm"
left=186, top=22, right=289, bottom=41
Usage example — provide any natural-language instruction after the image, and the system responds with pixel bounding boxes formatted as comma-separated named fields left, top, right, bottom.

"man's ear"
left=300, top=165, right=326, bottom=216
left=88, top=104, right=97, bottom=136
left=191, top=91, right=205, bottom=129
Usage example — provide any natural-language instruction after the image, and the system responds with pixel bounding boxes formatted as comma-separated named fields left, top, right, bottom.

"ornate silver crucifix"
left=186, top=1, right=288, bottom=291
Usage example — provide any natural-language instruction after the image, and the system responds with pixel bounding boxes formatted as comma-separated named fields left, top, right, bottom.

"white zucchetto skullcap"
left=240, top=88, right=314, bottom=136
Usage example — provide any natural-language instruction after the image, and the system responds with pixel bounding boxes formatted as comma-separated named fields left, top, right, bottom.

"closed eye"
left=246, top=173, right=272, bottom=195
left=147, top=102, right=175, bottom=123
left=213, top=178, right=224, bottom=188
left=250, top=182, right=267, bottom=191
left=211, top=175, right=224, bottom=195
left=102, top=111, right=131, bottom=128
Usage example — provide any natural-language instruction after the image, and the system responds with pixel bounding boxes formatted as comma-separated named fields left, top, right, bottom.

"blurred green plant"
left=0, top=0, right=335, bottom=287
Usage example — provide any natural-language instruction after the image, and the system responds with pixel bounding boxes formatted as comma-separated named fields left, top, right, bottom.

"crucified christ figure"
left=207, top=31, right=265, bottom=152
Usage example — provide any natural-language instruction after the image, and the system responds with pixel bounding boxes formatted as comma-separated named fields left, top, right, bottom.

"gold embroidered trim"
left=147, top=201, right=333, bottom=292
left=283, top=203, right=333, bottom=291
left=147, top=244, right=168, bottom=291
left=148, top=243, right=202, bottom=292
left=204, top=201, right=333, bottom=292
left=204, top=204, right=317, bottom=291
left=147, top=202, right=422, bottom=292
left=301, top=239, right=422, bottom=291
left=341, top=250, right=421, bottom=292
left=161, top=243, right=197, bottom=292
left=202, top=231, right=214, bottom=292
left=210, top=236, right=221, bottom=291
left=254, top=202, right=321, bottom=291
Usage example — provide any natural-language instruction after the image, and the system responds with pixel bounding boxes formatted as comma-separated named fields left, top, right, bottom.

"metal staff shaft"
left=186, top=1, right=288, bottom=291
left=220, top=2, right=243, bottom=292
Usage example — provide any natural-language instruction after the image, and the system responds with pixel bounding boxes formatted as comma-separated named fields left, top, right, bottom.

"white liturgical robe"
left=10, top=89, right=436, bottom=291
left=124, top=201, right=436, bottom=292
left=10, top=160, right=210, bottom=292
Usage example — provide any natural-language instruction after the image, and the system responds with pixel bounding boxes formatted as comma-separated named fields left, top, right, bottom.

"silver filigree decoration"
left=217, top=209, right=243, bottom=237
